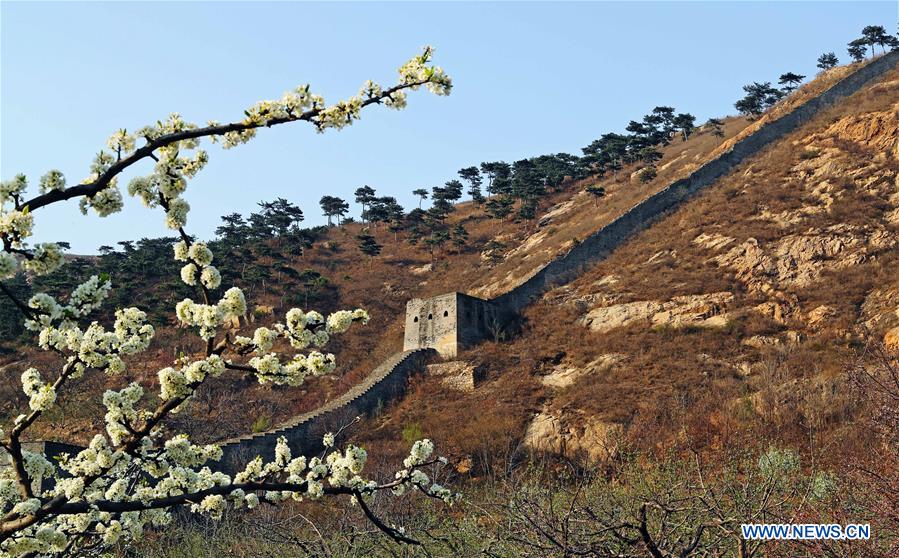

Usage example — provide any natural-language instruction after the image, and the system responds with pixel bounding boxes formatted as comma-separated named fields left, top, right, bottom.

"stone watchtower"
left=403, top=292, right=503, bottom=357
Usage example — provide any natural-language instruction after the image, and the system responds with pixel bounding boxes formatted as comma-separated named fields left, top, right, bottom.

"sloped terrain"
left=2, top=57, right=895, bottom=481
left=363, top=65, right=899, bottom=475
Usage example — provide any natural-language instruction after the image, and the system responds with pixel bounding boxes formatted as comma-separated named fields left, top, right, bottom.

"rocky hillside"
left=364, top=63, right=899, bottom=474
left=2, top=58, right=896, bottom=477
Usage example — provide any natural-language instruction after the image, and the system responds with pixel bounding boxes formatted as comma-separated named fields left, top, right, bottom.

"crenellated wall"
left=10, top=52, right=895, bottom=481
left=214, top=348, right=436, bottom=475
left=492, top=50, right=899, bottom=314
left=406, top=53, right=899, bottom=348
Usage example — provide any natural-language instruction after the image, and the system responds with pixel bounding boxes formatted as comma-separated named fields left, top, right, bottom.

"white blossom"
left=107, top=128, right=136, bottom=155
left=180, top=263, right=198, bottom=286
left=187, top=242, right=213, bottom=265
left=79, top=183, right=123, bottom=217
left=23, top=243, right=64, bottom=276
left=172, top=240, right=189, bottom=261
left=0, top=174, right=28, bottom=205
left=38, top=170, right=66, bottom=193
left=0, top=47, right=457, bottom=554
left=0, top=209, right=34, bottom=247
left=200, top=265, right=221, bottom=289
left=21, top=368, right=56, bottom=411
left=165, top=197, right=190, bottom=230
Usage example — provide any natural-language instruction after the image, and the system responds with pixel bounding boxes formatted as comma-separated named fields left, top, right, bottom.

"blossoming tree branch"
left=0, top=47, right=458, bottom=556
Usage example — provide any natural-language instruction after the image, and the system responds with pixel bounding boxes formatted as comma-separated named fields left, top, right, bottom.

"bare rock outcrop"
left=859, top=291, right=899, bottom=333
left=804, top=107, right=899, bottom=155
left=523, top=408, right=624, bottom=463
left=885, top=326, right=899, bottom=353
left=540, top=353, right=627, bottom=388
left=580, top=292, right=733, bottom=333
left=704, top=225, right=896, bottom=292
left=806, top=305, right=836, bottom=329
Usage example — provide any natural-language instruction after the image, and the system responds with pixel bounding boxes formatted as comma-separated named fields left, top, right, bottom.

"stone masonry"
left=7, top=51, right=896, bottom=480
left=403, top=292, right=504, bottom=357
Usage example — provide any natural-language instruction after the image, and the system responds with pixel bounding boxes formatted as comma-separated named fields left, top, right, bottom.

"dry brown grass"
left=5, top=62, right=896, bottom=467
left=351, top=62, right=899, bottom=473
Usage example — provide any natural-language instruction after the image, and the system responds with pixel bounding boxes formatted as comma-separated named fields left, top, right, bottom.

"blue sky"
left=2, top=1, right=895, bottom=253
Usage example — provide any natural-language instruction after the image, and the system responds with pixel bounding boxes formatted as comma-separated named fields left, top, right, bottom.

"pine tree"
left=450, top=223, right=469, bottom=253
left=672, top=113, right=696, bottom=141
left=637, top=166, right=657, bottom=183
left=585, top=184, right=606, bottom=206
left=412, top=188, right=429, bottom=208
left=637, top=147, right=663, bottom=166
left=365, top=196, right=391, bottom=229
left=384, top=199, right=406, bottom=242
left=458, top=167, right=484, bottom=204
left=860, top=25, right=897, bottom=56
left=485, top=195, right=514, bottom=225
left=354, top=185, right=377, bottom=222
left=257, top=198, right=304, bottom=237
left=355, top=230, right=382, bottom=267
left=424, top=229, right=450, bottom=262
left=443, top=179, right=464, bottom=203
left=816, top=52, right=839, bottom=70
left=705, top=118, right=725, bottom=137
left=734, top=82, right=784, bottom=118
left=777, top=72, right=805, bottom=94
left=480, top=161, right=512, bottom=196
left=847, top=39, right=868, bottom=62
left=515, top=197, right=538, bottom=225
left=319, top=196, right=349, bottom=226
left=428, top=186, right=455, bottom=223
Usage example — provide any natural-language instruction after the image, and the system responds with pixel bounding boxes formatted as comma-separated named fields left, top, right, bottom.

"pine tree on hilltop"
left=777, top=72, right=806, bottom=94
left=319, top=195, right=349, bottom=226
left=480, top=161, right=512, bottom=196
left=354, top=185, right=377, bottom=222
left=672, top=113, right=696, bottom=141
left=859, top=25, right=898, bottom=56
left=428, top=185, right=456, bottom=223
left=424, top=228, right=450, bottom=262
left=412, top=188, right=429, bottom=208
left=485, top=195, right=514, bottom=226
left=847, top=39, right=869, bottom=62
left=355, top=230, right=382, bottom=267
left=734, top=82, right=784, bottom=118
left=384, top=199, right=406, bottom=242
left=458, top=166, right=485, bottom=205
left=816, top=52, right=839, bottom=70
left=451, top=223, right=469, bottom=253
left=637, top=146, right=662, bottom=166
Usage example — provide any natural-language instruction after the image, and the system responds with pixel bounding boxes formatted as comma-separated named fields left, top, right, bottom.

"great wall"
left=7, top=50, right=899, bottom=478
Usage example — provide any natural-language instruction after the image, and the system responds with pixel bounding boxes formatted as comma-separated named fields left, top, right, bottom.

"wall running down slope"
left=215, top=349, right=436, bottom=475
left=491, top=50, right=899, bottom=314
left=10, top=54, right=893, bottom=480
left=221, top=50, right=898, bottom=472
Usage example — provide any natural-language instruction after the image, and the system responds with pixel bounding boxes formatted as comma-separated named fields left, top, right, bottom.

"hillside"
left=4, top=57, right=896, bottom=458
left=2, top=49, right=898, bottom=558
left=0, top=94, right=759, bottom=445
left=360, top=61, right=899, bottom=478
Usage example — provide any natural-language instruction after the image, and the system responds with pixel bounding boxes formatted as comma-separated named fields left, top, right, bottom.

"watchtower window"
left=427, top=314, right=433, bottom=320
left=443, top=310, right=449, bottom=317
left=413, top=316, right=418, bottom=323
